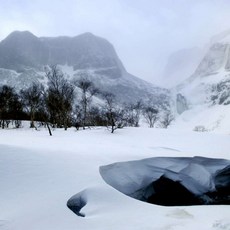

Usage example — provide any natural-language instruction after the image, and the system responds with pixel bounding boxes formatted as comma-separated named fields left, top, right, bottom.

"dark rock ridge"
left=210, top=79, right=230, bottom=105
left=0, top=31, right=124, bottom=74
left=174, top=41, right=230, bottom=109
left=194, top=43, right=230, bottom=77
left=100, top=156, right=230, bottom=206
left=176, top=93, right=188, bottom=114
left=0, top=31, right=169, bottom=104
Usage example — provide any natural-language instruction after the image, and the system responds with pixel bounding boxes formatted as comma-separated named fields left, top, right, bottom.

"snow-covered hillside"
left=172, top=33, right=230, bottom=133
left=0, top=127, right=229, bottom=230
left=0, top=31, right=169, bottom=104
left=58, top=64, right=169, bottom=104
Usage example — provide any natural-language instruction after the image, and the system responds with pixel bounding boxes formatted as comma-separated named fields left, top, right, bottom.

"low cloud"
left=1, top=0, right=230, bottom=85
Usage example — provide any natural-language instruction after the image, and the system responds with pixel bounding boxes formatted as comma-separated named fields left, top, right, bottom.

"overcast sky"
left=1, top=0, right=230, bottom=85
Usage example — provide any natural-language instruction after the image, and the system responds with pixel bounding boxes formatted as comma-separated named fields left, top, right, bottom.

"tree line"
left=0, top=66, right=174, bottom=134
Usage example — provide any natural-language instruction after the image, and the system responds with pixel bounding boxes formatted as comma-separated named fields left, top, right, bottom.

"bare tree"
left=75, top=77, right=98, bottom=129
left=0, top=85, right=24, bottom=129
left=46, top=65, right=75, bottom=130
left=73, top=104, right=83, bottom=130
left=20, top=83, right=44, bottom=128
left=34, top=91, right=53, bottom=136
left=143, top=106, right=158, bottom=128
left=102, top=92, right=126, bottom=133
left=161, top=111, right=174, bottom=128
left=88, top=106, right=107, bottom=127
left=125, top=100, right=143, bottom=127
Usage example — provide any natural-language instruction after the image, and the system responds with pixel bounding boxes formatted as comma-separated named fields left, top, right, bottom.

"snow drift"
left=100, top=156, right=230, bottom=206
left=1, top=128, right=230, bottom=229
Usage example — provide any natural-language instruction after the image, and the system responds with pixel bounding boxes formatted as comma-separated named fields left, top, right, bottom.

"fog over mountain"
left=1, top=29, right=230, bottom=131
left=0, top=31, right=169, bottom=105
left=0, top=31, right=124, bottom=72
left=2, top=1, right=230, bottom=85
left=162, top=47, right=205, bottom=88
left=171, top=30, right=230, bottom=132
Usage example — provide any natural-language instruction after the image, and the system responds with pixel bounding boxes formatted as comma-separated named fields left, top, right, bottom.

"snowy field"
left=0, top=126, right=230, bottom=230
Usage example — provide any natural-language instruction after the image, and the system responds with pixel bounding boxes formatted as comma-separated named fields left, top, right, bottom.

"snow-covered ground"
left=171, top=104, right=230, bottom=133
left=0, top=126, right=230, bottom=230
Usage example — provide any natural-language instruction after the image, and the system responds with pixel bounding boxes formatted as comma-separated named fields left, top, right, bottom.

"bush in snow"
left=142, top=106, right=158, bottom=128
left=124, top=100, right=143, bottom=127
left=193, top=125, right=207, bottom=132
left=0, top=85, right=25, bottom=129
left=160, top=111, right=174, bottom=128
left=102, top=92, right=126, bottom=133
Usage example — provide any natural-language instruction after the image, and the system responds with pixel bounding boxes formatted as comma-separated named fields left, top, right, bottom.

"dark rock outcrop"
left=176, top=93, right=188, bottom=114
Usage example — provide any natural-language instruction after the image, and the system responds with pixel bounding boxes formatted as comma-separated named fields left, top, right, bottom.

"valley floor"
left=0, top=127, right=229, bottom=230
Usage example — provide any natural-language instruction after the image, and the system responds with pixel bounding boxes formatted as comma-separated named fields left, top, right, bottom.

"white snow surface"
left=0, top=126, right=230, bottom=230
left=171, top=103, right=230, bottom=133
left=172, top=51, right=230, bottom=133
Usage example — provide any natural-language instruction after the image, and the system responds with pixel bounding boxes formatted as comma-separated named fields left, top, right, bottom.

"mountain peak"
left=0, top=30, right=126, bottom=74
left=3, top=30, right=37, bottom=42
left=77, top=32, right=95, bottom=37
left=0, top=31, right=169, bottom=105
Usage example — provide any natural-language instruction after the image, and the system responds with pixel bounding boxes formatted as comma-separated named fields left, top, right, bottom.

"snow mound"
left=100, top=156, right=230, bottom=206
left=67, top=190, right=87, bottom=217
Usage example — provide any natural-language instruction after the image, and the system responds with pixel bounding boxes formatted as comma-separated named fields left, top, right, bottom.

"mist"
left=1, top=0, right=230, bottom=86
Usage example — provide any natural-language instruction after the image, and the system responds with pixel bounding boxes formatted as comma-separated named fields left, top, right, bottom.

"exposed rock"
left=194, top=43, right=229, bottom=77
left=211, top=79, right=230, bottom=105
left=0, top=31, right=170, bottom=105
left=176, top=93, right=188, bottom=114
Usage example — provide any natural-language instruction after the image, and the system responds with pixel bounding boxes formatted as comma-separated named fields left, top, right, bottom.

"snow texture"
left=0, top=127, right=230, bottom=229
left=100, top=156, right=230, bottom=206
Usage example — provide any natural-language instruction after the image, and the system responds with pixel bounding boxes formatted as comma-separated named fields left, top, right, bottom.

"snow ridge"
left=100, top=156, right=230, bottom=206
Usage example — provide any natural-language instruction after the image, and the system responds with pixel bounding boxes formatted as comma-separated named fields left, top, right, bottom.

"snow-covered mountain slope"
left=0, top=31, right=169, bottom=104
left=171, top=34, right=230, bottom=133
left=162, top=47, right=205, bottom=88
left=0, top=127, right=230, bottom=230
left=59, top=64, right=169, bottom=104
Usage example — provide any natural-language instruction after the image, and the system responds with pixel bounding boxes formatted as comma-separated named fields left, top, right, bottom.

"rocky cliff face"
left=0, top=31, right=124, bottom=76
left=0, top=31, right=48, bottom=71
left=194, top=43, right=230, bottom=77
left=176, top=41, right=230, bottom=106
left=176, top=93, right=188, bottom=114
left=0, top=31, right=169, bottom=105
left=41, top=32, right=125, bottom=74
left=171, top=33, right=230, bottom=132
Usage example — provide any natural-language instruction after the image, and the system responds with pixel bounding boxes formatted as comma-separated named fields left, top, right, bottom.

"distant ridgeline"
left=0, top=31, right=172, bottom=131
left=2, top=30, right=230, bottom=132
left=0, top=30, right=169, bottom=105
